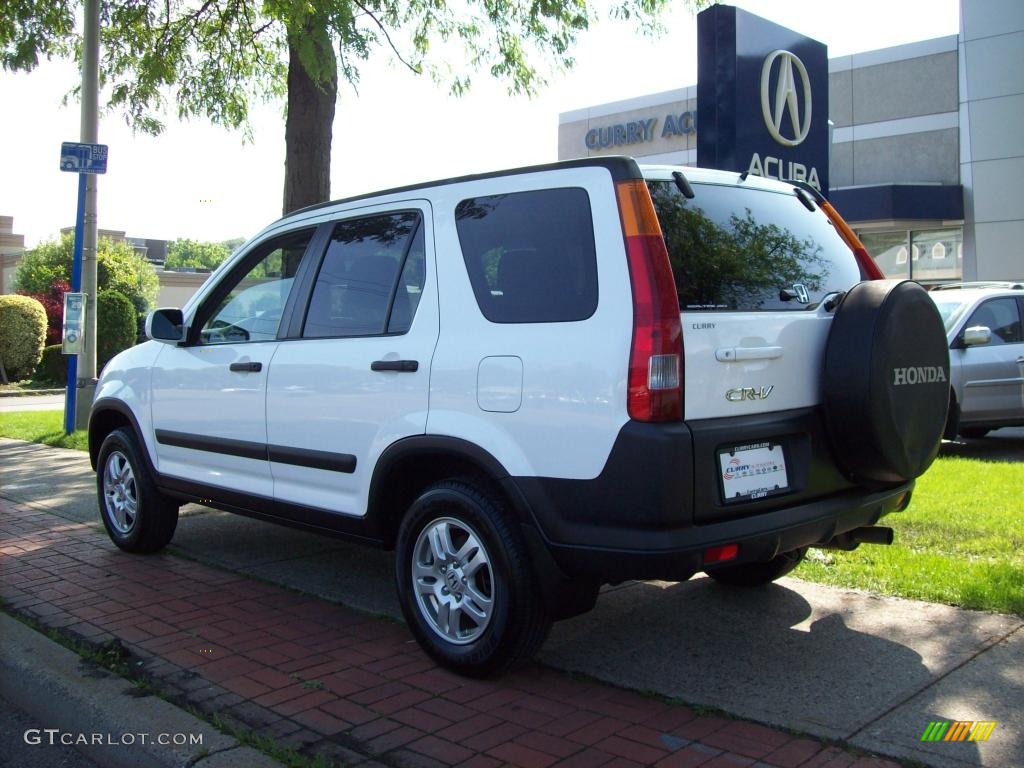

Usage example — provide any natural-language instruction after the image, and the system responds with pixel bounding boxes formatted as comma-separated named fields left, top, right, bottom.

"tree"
left=165, top=238, right=232, bottom=271
left=1, top=1, right=684, bottom=214
left=15, top=233, right=159, bottom=321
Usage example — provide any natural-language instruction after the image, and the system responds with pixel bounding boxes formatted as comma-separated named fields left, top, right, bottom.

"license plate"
left=718, top=442, right=789, bottom=502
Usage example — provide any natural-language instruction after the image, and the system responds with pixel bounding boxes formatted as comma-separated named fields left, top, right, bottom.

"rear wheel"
left=395, top=479, right=550, bottom=677
left=705, top=548, right=807, bottom=587
left=96, top=428, right=179, bottom=553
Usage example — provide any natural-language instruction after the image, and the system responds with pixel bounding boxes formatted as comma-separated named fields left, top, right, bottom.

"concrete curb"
left=0, top=613, right=283, bottom=768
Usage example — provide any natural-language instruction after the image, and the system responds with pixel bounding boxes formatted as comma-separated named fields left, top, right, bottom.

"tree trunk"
left=283, top=26, right=337, bottom=215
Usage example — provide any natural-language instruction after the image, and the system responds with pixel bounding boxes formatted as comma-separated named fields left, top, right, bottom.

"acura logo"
left=761, top=50, right=812, bottom=147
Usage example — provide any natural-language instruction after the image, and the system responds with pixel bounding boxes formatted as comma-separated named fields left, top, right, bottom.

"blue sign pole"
left=64, top=172, right=87, bottom=435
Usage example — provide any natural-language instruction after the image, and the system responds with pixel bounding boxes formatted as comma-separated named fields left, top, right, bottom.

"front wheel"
left=96, top=428, right=179, bottom=553
left=705, top=548, right=807, bottom=587
left=395, top=480, right=550, bottom=677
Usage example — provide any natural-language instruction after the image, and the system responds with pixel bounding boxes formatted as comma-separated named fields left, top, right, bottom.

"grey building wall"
left=959, top=0, right=1024, bottom=280
left=558, top=87, right=697, bottom=164
left=828, top=37, right=959, bottom=189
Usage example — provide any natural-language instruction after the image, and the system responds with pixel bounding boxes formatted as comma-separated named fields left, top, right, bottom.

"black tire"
left=395, top=479, right=550, bottom=677
left=705, top=548, right=807, bottom=587
left=823, top=280, right=950, bottom=484
left=96, top=427, right=179, bottom=553
left=943, top=393, right=960, bottom=441
left=959, top=427, right=990, bottom=439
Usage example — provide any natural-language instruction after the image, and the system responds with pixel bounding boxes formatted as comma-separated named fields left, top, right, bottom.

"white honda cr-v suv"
left=89, top=157, right=950, bottom=675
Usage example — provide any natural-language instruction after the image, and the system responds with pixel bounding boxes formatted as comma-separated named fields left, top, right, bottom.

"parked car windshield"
left=647, top=181, right=861, bottom=312
left=930, top=296, right=970, bottom=333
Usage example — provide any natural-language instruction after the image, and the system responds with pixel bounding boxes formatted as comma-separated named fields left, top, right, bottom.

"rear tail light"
left=616, top=180, right=683, bottom=422
left=703, top=543, right=739, bottom=564
left=820, top=200, right=885, bottom=280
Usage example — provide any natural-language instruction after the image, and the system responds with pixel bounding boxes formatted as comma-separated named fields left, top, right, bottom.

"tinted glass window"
left=199, top=229, right=313, bottom=344
left=647, top=181, right=861, bottom=311
left=966, top=298, right=1022, bottom=345
left=303, top=212, right=421, bottom=338
left=455, top=188, right=598, bottom=323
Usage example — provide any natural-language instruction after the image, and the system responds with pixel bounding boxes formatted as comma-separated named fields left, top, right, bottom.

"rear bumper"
left=536, top=482, right=911, bottom=582
left=510, top=415, right=913, bottom=582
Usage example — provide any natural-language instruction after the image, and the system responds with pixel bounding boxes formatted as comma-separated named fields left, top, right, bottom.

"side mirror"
left=145, top=308, right=185, bottom=343
left=962, top=325, right=991, bottom=347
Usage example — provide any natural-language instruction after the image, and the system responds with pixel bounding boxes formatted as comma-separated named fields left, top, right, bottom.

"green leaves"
left=3, top=0, right=688, bottom=133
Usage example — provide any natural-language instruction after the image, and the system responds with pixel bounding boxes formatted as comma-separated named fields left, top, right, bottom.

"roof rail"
left=931, top=281, right=1023, bottom=291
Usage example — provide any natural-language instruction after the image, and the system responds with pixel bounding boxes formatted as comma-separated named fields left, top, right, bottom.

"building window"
left=859, top=228, right=963, bottom=284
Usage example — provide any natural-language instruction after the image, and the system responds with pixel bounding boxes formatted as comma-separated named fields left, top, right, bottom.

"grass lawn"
left=3, top=409, right=1022, bottom=615
left=796, top=455, right=1024, bottom=616
left=0, top=409, right=88, bottom=451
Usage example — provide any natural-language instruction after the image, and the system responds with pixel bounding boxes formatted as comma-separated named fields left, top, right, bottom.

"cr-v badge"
left=725, top=385, right=775, bottom=402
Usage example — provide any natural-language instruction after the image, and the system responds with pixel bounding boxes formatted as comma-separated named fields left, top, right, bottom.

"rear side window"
left=303, top=212, right=422, bottom=338
left=647, top=181, right=861, bottom=311
left=455, top=188, right=598, bottom=323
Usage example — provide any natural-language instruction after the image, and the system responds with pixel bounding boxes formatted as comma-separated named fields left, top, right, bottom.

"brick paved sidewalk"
left=0, top=498, right=898, bottom=768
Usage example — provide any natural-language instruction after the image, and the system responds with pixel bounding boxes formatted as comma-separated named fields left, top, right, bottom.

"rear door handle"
left=1016, top=357, right=1024, bottom=364
left=229, top=361, right=262, bottom=373
left=371, top=359, right=419, bottom=373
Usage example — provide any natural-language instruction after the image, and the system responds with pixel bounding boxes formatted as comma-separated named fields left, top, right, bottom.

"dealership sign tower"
left=696, top=5, right=829, bottom=193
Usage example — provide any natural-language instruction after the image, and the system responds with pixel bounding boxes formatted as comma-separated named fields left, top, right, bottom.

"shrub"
left=97, top=291, right=137, bottom=372
left=22, top=279, right=71, bottom=345
left=37, top=344, right=67, bottom=385
left=0, top=295, right=48, bottom=380
left=14, top=233, right=159, bottom=324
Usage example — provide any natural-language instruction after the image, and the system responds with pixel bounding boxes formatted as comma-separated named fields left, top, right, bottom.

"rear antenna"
left=738, top=171, right=749, bottom=182
left=672, top=171, right=695, bottom=199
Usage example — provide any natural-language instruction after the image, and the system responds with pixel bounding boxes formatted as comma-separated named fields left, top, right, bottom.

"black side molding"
left=154, top=430, right=356, bottom=473
left=155, top=430, right=266, bottom=461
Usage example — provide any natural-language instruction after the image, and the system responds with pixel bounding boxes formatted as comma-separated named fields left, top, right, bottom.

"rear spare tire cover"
left=823, top=279, right=949, bottom=484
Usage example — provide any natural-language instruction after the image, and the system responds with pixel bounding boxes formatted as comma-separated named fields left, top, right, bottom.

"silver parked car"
left=930, top=283, right=1024, bottom=438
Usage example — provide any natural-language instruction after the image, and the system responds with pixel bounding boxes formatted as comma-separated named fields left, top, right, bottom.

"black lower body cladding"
left=823, top=280, right=950, bottom=485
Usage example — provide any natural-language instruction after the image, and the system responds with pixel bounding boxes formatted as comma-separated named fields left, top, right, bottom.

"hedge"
left=97, top=290, right=137, bottom=372
left=0, top=295, right=47, bottom=381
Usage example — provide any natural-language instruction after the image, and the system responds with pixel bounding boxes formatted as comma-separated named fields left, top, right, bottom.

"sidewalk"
left=1, top=496, right=887, bottom=768
left=2, top=437, right=1022, bottom=768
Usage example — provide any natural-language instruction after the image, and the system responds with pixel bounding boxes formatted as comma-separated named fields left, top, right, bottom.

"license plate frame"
left=718, top=441, right=790, bottom=504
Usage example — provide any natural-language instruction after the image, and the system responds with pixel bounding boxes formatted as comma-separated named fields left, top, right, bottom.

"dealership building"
left=558, top=0, right=1023, bottom=284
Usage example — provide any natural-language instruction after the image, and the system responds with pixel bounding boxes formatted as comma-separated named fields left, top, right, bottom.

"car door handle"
left=1017, top=357, right=1024, bottom=364
left=370, top=359, right=419, bottom=373
left=715, top=346, right=784, bottom=362
left=229, top=361, right=262, bottom=373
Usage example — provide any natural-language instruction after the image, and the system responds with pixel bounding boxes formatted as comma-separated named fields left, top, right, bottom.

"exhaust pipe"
left=820, top=526, right=894, bottom=551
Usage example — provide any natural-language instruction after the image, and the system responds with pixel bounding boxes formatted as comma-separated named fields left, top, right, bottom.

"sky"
left=0, top=0, right=960, bottom=249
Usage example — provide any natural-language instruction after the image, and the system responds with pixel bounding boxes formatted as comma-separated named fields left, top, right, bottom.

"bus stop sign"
left=60, top=142, right=108, bottom=174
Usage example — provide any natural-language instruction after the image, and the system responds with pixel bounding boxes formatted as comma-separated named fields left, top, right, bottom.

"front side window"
left=455, top=188, right=598, bottom=323
left=303, top=212, right=422, bottom=338
left=648, top=181, right=859, bottom=312
left=199, top=229, right=313, bottom=344
left=965, top=298, right=1023, bottom=345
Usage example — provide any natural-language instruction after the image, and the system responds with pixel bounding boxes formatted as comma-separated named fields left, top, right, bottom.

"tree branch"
left=351, top=0, right=418, bottom=73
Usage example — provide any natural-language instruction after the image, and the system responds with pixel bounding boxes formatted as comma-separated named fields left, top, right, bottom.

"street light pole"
left=75, top=0, right=100, bottom=431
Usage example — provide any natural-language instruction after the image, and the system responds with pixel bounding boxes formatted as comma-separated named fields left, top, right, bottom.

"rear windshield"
left=647, top=180, right=861, bottom=312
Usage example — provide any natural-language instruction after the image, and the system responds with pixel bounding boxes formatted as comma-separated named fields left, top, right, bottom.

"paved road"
left=2, top=436, right=1022, bottom=768
left=0, top=394, right=65, bottom=412
left=0, top=696, right=101, bottom=768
